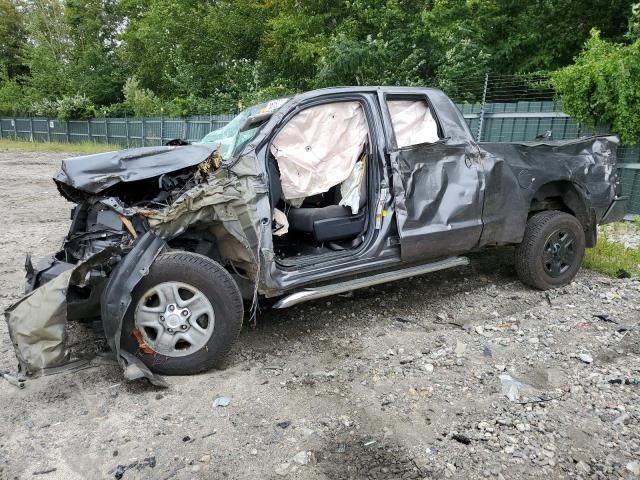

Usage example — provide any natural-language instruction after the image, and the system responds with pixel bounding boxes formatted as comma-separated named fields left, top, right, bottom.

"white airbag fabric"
left=270, top=102, right=368, bottom=201
left=387, top=100, right=439, bottom=148
left=272, top=208, right=289, bottom=236
left=339, top=160, right=365, bottom=214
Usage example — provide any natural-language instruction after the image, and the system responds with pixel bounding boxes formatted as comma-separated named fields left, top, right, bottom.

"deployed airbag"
left=339, top=159, right=365, bottom=214
left=270, top=101, right=368, bottom=202
left=387, top=100, right=440, bottom=148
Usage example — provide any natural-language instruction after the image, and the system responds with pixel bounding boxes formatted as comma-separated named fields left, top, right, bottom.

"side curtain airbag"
left=387, top=100, right=440, bottom=148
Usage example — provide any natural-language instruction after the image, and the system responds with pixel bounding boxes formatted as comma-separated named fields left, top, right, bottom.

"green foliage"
left=0, top=80, right=29, bottom=115
left=122, top=77, right=162, bottom=117
left=584, top=229, right=640, bottom=278
left=29, top=94, right=96, bottom=120
left=0, top=0, right=638, bottom=124
left=628, top=2, right=640, bottom=40
left=552, top=29, right=640, bottom=144
left=436, top=37, right=492, bottom=95
left=64, top=0, right=124, bottom=105
left=23, top=0, right=72, bottom=100
left=53, top=94, right=96, bottom=120
left=0, top=0, right=28, bottom=79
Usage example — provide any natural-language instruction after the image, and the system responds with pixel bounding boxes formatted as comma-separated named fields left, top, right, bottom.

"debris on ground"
left=113, top=457, right=156, bottom=479
left=499, top=374, right=535, bottom=402
left=0, top=370, right=25, bottom=389
left=578, top=353, right=594, bottom=364
left=212, top=396, right=231, bottom=407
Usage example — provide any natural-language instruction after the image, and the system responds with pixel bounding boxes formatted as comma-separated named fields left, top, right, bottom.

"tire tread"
left=515, top=210, right=585, bottom=290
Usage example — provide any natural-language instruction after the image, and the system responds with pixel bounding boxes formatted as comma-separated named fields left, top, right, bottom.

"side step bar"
left=272, top=256, right=469, bottom=309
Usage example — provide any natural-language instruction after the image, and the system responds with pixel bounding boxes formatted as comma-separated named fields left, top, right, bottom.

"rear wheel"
left=120, top=252, right=243, bottom=375
left=515, top=210, right=585, bottom=290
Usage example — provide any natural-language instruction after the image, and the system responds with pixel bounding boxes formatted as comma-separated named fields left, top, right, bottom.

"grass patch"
left=584, top=232, right=640, bottom=278
left=0, top=138, right=121, bottom=154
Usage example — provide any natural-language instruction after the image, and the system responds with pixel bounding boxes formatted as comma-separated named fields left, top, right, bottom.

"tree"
left=23, top=0, right=73, bottom=99
left=2, top=0, right=640, bottom=117
left=119, top=0, right=234, bottom=98
left=552, top=29, right=640, bottom=144
left=64, top=0, right=124, bottom=105
left=424, top=0, right=635, bottom=75
left=0, top=0, right=28, bottom=80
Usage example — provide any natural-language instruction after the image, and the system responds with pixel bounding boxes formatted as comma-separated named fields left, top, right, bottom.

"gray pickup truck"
left=5, top=87, right=627, bottom=385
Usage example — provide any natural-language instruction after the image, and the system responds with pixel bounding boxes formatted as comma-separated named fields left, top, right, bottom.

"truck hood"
left=54, top=144, right=216, bottom=196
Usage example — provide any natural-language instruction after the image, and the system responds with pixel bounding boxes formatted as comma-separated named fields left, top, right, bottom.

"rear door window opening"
left=386, top=98, right=443, bottom=148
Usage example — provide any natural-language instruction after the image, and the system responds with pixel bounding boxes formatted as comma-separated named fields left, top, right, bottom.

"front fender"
left=101, top=232, right=168, bottom=387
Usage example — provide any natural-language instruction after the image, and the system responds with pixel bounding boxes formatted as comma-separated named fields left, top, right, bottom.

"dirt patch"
left=0, top=150, right=639, bottom=480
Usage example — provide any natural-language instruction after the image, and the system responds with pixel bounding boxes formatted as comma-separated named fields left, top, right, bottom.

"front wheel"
left=120, top=252, right=244, bottom=375
left=515, top=210, right=586, bottom=290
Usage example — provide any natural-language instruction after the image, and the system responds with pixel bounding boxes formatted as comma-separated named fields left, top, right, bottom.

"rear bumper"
left=600, top=196, right=628, bottom=224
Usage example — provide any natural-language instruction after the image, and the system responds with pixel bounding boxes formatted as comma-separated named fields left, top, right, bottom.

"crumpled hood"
left=54, top=144, right=216, bottom=195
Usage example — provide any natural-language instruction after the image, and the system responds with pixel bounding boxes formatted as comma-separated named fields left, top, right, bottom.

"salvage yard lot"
left=0, top=150, right=639, bottom=480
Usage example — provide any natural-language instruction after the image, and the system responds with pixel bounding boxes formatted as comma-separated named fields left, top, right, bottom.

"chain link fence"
left=0, top=74, right=638, bottom=214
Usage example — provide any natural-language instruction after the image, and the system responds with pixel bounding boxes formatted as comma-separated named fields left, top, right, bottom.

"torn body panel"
left=101, top=232, right=167, bottom=387
left=479, top=136, right=621, bottom=247
left=54, top=144, right=216, bottom=198
left=5, top=270, right=71, bottom=373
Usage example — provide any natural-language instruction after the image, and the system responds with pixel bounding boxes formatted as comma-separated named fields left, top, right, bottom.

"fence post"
left=209, top=112, right=213, bottom=133
left=88, top=119, right=92, bottom=143
left=29, top=117, right=34, bottom=142
left=160, top=115, right=164, bottom=146
left=104, top=117, right=109, bottom=144
left=141, top=118, right=145, bottom=147
left=476, top=72, right=489, bottom=142
left=183, top=118, right=187, bottom=141
left=125, top=116, right=130, bottom=148
left=13, top=118, right=17, bottom=139
left=47, top=119, right=51, bottom=142
left=65, top=121, right=70, bottom=143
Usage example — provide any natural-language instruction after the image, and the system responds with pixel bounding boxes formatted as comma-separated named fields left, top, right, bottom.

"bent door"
left=383, top=94, right=484, bottom=261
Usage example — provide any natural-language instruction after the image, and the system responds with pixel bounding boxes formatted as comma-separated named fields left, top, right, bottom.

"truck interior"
left=267, top=100, right=373, bottom=260
left=267, top=96, right=442, bottom=262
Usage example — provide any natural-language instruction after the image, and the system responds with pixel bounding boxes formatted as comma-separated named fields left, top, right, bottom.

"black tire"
left=515, top=210, right=586, bottom=290
left=120, top=251, right=244, bottom=375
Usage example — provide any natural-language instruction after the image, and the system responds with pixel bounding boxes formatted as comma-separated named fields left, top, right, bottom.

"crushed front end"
left=4, top=141, right=268, bottom=385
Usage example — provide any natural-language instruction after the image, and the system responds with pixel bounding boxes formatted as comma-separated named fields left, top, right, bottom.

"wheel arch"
left=528, top=180, right=596, bottom=247
left=166, top=225, right=256, bottom=299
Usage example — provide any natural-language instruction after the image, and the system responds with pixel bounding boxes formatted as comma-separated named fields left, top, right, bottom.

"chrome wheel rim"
left=542, top=229, right=576, bottom=277
left=134, top=281, right=215, bottom=357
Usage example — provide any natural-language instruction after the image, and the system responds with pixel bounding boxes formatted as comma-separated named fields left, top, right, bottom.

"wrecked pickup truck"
left=5, top=87, right=627, bottom=385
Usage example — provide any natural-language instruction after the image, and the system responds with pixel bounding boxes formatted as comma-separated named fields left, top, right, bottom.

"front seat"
left=287, top=169, right=367, bottom=243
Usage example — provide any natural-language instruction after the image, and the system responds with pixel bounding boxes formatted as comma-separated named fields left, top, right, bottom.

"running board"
left=272, top=256, right=469, bottom=309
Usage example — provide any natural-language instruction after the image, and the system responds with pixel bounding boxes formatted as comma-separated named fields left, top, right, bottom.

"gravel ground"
left=0, top=150, right=639, bottom=480
left=602, top=223, right=640, bottom=249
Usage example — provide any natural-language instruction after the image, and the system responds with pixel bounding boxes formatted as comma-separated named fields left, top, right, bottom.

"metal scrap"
left=1, top=371, right=25, bottom=389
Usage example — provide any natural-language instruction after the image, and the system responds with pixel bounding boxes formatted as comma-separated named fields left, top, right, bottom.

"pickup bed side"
left=424, top=89, right=625, bottom=250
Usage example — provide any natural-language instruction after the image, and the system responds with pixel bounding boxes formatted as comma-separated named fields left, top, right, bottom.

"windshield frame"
left=195, top=98, right=290, bottom=161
